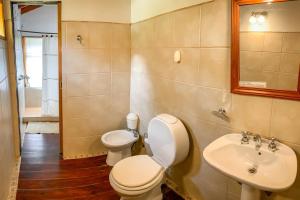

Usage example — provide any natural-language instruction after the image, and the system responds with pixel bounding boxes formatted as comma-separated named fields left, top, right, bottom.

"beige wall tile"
left=282, top=33, right=300, bottom=53
left=112, top=72, right=130, bottom=94
left=131, top=20, right=154, bottom=48
left=63, top=136, right=106, bottom=158
left=196, top=87, right=231, bottom=124
left=63, top=21, right=131, bottom=158
left=150, top=48, right=174, bottom=78
left=88, top=95, right=111, bottom=119
left=65, top=97, right=90, bottom=118
left=240, top=51, right=262, bottom=71
left=263, top=33, right=283, bottom=52
left=112, top=48, right=131, bottom=72
left=130, top=3, right=300, bottom=200
left=131, top=48, right=154, bottom=74
left=172, top=6, right=201, bottom=47
left=111, top=24, right=130, bottom=48
left=277, top=74, right=298, bottom=91
left=171, top=48, right=200, bottom=84
left=261, top=52, right=281, bottom=72
left=153, top=14, right=173, bottom=47
left=230, top=95, right=272, bottom=136
left=89, top=73, right=111, bottom=95
left=111, top=93, right=130, bottom=115
left=262, top=72, right=279, bottom=89
left=66, top=22, right=89, bottom=49
left=271, top=100, right=300, bottom=144
left=239, top=32, right=300, bottom=91
left=0, top=41, right=16, bottom=200
left=66, top=74, right=89, bottom=97
left=89, top=49, right=111, bottom=73
left=198, top=48, right=230, bottom=89
left=240, top=32, right=264, bottom=51
left=201, top=0, right=230, bottom=47
left=63, top=49, right=90, bottom=74
left=88, top=22, right=112, bottom=48
left=63, top=117, right=91, bottom=138
left=61, top=22, right=66, bottom=49
left=173, top=82, right=199, bottom=117
left=279, top=53, right=300, bottom=74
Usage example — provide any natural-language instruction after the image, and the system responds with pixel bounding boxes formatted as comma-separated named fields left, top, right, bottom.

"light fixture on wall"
left=249, top=14, right=257, bottom=24
left=249, top=11, right=267, bottom=25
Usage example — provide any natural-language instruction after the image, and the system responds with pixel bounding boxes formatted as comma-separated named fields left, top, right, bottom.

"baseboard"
left=7, top=157, right=21, bottom=200
left=63, top=151, right=108, bottom=160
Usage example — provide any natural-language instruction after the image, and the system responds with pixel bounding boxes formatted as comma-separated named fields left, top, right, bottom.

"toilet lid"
left=111, top=155, right=163, bottom=188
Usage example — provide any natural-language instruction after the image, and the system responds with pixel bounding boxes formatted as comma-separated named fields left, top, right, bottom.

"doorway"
left=11, top=2, right=62, bottom=154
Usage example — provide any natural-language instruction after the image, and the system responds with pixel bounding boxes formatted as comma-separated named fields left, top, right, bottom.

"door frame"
left=10, top=1, right=63, bottom=156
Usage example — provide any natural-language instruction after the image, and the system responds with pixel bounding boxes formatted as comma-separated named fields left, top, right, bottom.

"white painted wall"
left=21, top=5, right=57, bottom=34
left=9, top=0, right=215, bottom=24
left=61, top=0, right=131, bottom=23
left=131, top=0, right=213, bottom=23
left=240, top=0, right=300, bottom=32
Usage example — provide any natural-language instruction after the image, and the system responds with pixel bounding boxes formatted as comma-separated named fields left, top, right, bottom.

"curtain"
left=41, top=36, right=59, bottom=116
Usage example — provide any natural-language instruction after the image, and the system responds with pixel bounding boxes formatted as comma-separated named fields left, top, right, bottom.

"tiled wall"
left=240, top=32, right=300, bottom=91
left=130, top=0, right=300, bottom=199
left=62, top=22, right=131, bottom=158
left=0, top=39, right=17, bottom=200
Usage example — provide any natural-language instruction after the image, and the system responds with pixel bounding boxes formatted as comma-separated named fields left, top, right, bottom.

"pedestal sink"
left=203, top=134, right=297, bottom=200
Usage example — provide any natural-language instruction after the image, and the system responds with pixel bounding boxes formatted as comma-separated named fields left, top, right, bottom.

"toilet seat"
left=110, top=155, right=165, bottom=192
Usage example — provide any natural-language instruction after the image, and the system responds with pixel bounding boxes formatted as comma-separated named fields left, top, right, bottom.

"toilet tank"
left=127, top=113, right=138, bottom=130
left=148, top=114, right=189, bottom=168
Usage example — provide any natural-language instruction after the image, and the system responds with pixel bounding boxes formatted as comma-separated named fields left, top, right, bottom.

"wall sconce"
left=249, top=11, right=267, bottom=25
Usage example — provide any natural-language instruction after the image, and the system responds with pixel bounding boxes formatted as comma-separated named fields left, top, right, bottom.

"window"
left=24, top=37, right=43, bottom=88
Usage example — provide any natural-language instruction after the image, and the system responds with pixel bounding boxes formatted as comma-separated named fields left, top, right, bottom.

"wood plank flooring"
left=17, top=133, right=183, bottom=200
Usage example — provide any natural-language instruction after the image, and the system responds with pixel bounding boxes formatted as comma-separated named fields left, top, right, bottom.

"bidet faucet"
left=127, top=128, right=139, bottom=137
left=241, top=131, right=252, bottom=144
left=253, top=134, right=262, bottom=151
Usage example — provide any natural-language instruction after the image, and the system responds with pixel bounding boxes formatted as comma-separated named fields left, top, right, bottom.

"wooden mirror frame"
left=231, top=0, right=300, bottom=101
left=0, top=0, right=5, bottom=39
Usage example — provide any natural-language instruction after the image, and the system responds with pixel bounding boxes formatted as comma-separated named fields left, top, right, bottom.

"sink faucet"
left=253, top=134, right=262, bottom=151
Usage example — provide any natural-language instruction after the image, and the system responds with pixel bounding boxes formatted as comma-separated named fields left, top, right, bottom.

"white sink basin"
left=203, top=134, right=297, bottom=200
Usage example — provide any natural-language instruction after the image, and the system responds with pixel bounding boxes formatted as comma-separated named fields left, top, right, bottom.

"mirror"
left=232, top=0, right=300, bottom=100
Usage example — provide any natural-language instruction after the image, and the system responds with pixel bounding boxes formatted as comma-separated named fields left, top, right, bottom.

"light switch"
left=174, top=50, right=181, bottom=63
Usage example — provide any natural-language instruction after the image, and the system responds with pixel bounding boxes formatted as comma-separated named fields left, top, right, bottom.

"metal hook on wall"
left=77, top=35, right=83, bottom=44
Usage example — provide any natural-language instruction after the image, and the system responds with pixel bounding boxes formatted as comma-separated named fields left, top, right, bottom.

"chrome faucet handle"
left=253, top=134, right=261, bottom=142
left=268, top=137, right=278, bottom=152
left=241, top=131, right=251, bottom=144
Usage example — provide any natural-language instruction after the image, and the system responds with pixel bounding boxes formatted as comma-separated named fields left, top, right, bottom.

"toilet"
left=101, top=113, right=139, bottom=166
left=109, top=114, right=190, bottom=200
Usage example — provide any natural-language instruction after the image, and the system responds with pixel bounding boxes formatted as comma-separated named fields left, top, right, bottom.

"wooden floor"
left=17, top=134, right=183, bottom=200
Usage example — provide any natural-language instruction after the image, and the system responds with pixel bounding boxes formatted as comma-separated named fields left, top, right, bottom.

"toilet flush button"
left=174, top=50, right=181, bottom=63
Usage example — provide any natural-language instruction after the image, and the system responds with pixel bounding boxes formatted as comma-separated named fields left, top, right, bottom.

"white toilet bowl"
left=109, top=114, right=190, bottom=200
left=101, top=130, right=138, bottom=166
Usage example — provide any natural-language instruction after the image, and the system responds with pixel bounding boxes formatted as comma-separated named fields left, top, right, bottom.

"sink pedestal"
left=241, top=184, right=261, bottom=200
